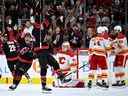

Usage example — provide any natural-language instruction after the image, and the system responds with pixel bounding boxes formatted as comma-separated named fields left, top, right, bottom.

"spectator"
left=52, top=27, right=64, bottom=48
left=68, top=24, right=83, bottom=49
left=22, top=20, right=34, bottom=37
left=85, top=27, right=96, bottom=48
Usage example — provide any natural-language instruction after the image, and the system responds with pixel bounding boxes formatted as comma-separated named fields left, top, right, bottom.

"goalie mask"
left=62, top=41, right=70, bottom=52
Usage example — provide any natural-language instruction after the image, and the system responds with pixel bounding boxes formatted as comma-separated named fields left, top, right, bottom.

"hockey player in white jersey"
left=55, top=41, right=74, bottom=75
left=54, top=41, right=85, bottom=88
left=87, top=26, right=109, bottom=88
left=110, top=25, right=128, bottom=86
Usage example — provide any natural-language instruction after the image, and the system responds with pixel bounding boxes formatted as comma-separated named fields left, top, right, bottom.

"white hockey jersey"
left=110, top=32, right=128, bottom=55
left=89, top=36, right=108, bottom=56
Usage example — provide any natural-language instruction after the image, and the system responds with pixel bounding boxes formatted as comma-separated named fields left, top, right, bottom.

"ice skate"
left=9, top=84, right=17, bottom=91
left=112, top=81, right=120, bottom=86
left=42, top=86, right=52, bottom=94
left=96, top=81, right=102, bottom=87
left=119, top=80, right=126, bottom=87
left=102, top=80, right=109, bottom=88
left=112, top=80, right=126, bottom=88
left=96, top=80, right=109, bottom=88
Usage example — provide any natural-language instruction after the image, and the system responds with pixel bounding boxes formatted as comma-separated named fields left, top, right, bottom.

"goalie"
left=53, top=41, right=85, bottom=88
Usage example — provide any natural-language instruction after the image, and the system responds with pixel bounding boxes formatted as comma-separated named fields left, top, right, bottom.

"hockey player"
left=9, top=33, right=35, bottom=90
left=2, top=27, right=31, bottom=83
left=32, top=23, right=71, bottom=92
left=54, top=41, right=85, bottom=88
left=2, top=35, right=18, bottom=76
left=61, top=41, right=74, bottom=56
left=55, top=41, right=74, bottom=77
left=87, top=26, right=109, bottom=88
left=111, top=25, right=128, bottom=86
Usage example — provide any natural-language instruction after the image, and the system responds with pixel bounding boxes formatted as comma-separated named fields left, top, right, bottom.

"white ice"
left=0, top=84, right=128, bottom=96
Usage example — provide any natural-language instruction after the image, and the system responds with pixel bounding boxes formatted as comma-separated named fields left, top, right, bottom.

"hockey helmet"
left=103, top=26, right=109, bottom=33
left=114, top=25, right=122, bottom=33
left=97, top=26, right=105, bottom=34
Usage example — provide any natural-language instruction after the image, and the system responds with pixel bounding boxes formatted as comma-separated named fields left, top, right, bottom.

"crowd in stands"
left=0, top=0, right=127, bottom=49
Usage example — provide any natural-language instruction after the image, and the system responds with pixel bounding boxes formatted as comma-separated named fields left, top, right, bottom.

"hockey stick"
left=53, top=63, right=87, bottom=87
left=64, top=63, right=88, bottom=78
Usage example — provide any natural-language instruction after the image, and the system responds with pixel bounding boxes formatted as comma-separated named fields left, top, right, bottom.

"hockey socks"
left=41, top=77, right=52, bottom=92
left=87, top=74, right=94, bottom=88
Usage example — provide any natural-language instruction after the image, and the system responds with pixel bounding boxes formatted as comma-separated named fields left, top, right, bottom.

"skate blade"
left=8, top=88, right=16, bottom=91
left=87, top=86, right=92, bottom=89
left=96, top=85, right=109, bottom=90
left=41, top=90, right=52, bottom=94
left=112, top=85, right=126, bottom=89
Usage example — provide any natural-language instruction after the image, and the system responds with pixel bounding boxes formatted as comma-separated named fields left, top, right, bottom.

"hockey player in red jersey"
left=9, top=33, right=35, bottom=90
left=2, top=26, right=19, bottom=77
left=2, top=26, right=31, bottom=83
left=87, top=26, right=109, bottom=88
left=111, top=25, right=128, bottom=86
left=32, top=22, right=71, bottom=92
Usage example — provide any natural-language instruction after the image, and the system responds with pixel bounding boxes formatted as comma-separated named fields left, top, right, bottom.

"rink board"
left=0, top=50, right=128, bottom=85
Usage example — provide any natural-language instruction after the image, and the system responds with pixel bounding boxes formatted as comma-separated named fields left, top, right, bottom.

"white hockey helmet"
left=97, top=26, right=105, bottom=34
left=103, top=26, right=109, bottom=33
left=114, top=25, right=122, bottom=33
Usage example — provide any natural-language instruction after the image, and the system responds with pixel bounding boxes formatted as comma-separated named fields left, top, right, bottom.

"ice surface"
left=0, top=84, right=128, bottom=96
